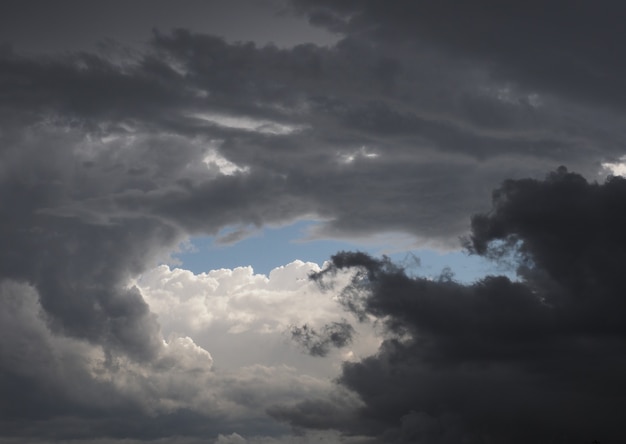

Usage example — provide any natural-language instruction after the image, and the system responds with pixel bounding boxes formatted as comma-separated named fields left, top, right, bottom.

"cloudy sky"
left=2, top=1, right=626, bottom=443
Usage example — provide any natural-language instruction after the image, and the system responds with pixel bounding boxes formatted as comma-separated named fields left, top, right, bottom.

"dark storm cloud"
left=469, top=166, right=626, bottom=329
left=273, top=170, right=626, bottom=443
left=291, top=0, right=626, bottom=111
left=0, top=0, right=337, bottom=54
left=3, top=23, right=623, bottom=244
left=135, top=26, right=626, bottom=239
left=290, top=319, right=354, bottom=356
left=0, top=119, right=174, bottom=360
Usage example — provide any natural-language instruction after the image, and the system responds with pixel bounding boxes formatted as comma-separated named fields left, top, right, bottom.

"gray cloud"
left=291, top=0, right=626, bottom=111
left=274, top=170, right=626, bottom=443
left=0, top=123, right=175, bottom=360
left=3, top=23, right=623, bottom=245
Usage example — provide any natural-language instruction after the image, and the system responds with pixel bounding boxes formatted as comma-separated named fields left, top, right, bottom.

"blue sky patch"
left=173, top=220, right=516, bottom=283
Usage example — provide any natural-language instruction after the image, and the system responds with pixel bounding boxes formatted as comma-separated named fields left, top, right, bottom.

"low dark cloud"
left=2, top=22, right=623, bottom=246
left=274, top=169, right=626, bottom=443
left=291, top=0, right=626, bottom=112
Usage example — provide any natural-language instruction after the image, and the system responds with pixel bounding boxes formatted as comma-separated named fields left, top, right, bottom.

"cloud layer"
left=2, top=1, right=626, bottom=442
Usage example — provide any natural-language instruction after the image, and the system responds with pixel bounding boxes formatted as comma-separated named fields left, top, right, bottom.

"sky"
left=1, top=1, right=626, bottom=443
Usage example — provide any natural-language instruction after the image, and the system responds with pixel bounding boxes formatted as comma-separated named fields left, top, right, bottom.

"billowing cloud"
left=272, top=169, right=626, bottom=443
left=139, top=260, right=339, bottom=334
left=137, top=260, right=379, bottom=372
left=0, top=261, right=374, bottom=443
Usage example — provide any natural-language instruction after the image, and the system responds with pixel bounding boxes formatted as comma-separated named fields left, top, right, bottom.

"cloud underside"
left=2, top=0, right=626, bottom=442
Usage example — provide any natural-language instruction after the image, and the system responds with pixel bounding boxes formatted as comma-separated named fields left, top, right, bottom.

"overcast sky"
left=2, top=1, right=626, bottom=443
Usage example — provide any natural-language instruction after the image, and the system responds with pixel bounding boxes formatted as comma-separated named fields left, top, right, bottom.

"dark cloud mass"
left=273, top=170, right=626, bottom=442
left=2, top=0, right=626, bottom=442
left=291, top=0, right=626, bottom=111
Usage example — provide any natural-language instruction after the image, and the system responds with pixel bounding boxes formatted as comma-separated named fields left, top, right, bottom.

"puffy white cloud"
left=137, top=260, right=379, bottom=374
left=139, top=260, right=337, bottom=335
